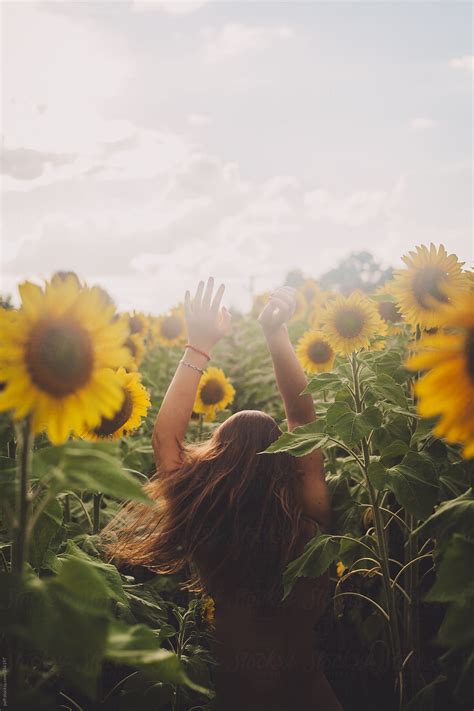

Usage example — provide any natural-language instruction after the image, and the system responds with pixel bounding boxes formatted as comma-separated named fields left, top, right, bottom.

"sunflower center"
left=334, top=309, right=365, bottom=338
left=26, top=319, right=94, bottom=397
left=93, top=388, right=133, bottom=436
left=412, top=267, right=448, bottom=309
left=161, top=316, right=183, bottom=340
left=200, top=379, right=225, bottom=406
left=378, top=301, right=401, bottom=323
left=308, top=340, right=333, bottom=363
left=465, top=329, right=474, bottom=383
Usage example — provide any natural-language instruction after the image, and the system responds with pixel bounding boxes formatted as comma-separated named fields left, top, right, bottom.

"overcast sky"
left=1, top=0, right=472, bottom=314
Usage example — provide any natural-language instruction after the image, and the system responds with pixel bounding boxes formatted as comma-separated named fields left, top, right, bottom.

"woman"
left=106, top=277, right=342, bottom=710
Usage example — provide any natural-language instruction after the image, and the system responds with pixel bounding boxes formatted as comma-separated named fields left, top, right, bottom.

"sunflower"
left=406, top=293, right=474, bottom=458
left=154, top=306, right=186, bottom=347
left=391, top=243, right=468, bottom=329
left=320, top=292, right=382, bottom=355
left=0, top=277, right=129, bottom=444
left=124, top=332, right=146, bottom=370
left=201, top=595, right=216, bottom=628
left=127, top=311, right=149, bottom=338
left=83, top=367, right=150, bottom=440
left=290, top=290, right=307, bottom=323
left=296, top=330, right=336, bottom=374
left=299, top=279, right=324, bottom=307
left=193, top=367, right=235, bottom=422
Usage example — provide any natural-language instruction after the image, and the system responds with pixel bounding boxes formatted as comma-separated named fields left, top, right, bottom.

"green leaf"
left=437, top=597, right=474, bottom=649
left=282, top=530, right=339, bottom=599
left=105, top=622, right=211, bottom=695
left=375, top=452, right=438, bottom=519
left=425, top=535, right=474, bottom=606
left=34, top=441, right=152, bottom=504
left=326, top=402, right=382, bottom=447
left=379, top=439, right=409, bottom=462
left=303, top=372, right=343, bottom=395
left=370, top=373, right=408, bottom=409
left=57, top=539, right=129, bottom=607
left=263, top=420, right=329, bottom=457
left=367, top=462, right=387, bottom=490
left=28, top=497, right=63, bottom=571
left=10, top=558, right=112, bottom=698
left=404, top=675, right=446, bottom=711
left=412, top=489, right=474, bottom=540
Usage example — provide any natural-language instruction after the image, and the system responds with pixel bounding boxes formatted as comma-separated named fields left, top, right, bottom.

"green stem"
left=93, top=492, right=103, bottom=534
left=64, top=494, right=71, bottom=524
left=12, top=418, right=33, bottom=575
left=350, top=354, right=402, bottom=692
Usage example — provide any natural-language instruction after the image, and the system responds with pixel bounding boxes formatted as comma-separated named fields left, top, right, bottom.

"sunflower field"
left=0, top=244, right=473, bottom=711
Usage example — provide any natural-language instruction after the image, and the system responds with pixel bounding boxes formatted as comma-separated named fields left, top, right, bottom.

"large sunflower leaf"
left=282, top=529, right=339, bottom=599
left=28, top=497, right=63, bottom=571
left=263, top=420, right=329, bottom=456
left=425, top=534, right=474, bottom=606
left=412, top=489, right=474, bottom=540
left=326, top=402, right=382, bottom=447
left=105, top=621, right=211, bottom=695
left=34, top=441, right=152, bottom=504
left=368, top=451, right=438, bottom=519
left=369, top=373, right=409, bottom=409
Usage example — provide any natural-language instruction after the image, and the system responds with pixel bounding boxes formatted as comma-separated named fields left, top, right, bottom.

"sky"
left=1, top=0, right=472, bottom=314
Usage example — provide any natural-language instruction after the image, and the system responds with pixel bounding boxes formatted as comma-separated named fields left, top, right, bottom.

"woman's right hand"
left=184, top=277, right=231, bottom=353
left=257, top=286, right=296, bottom=337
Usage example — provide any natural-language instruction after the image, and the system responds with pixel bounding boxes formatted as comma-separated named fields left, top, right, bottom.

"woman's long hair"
left=102, top=410, right=305, bottom=602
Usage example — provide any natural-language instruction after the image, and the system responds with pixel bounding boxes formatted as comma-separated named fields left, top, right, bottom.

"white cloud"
left=202, top=23, right=295, bottom=63
left=410, top=117, right=437, bottom=130
left=132, top=0, right=208, bottom=15
left=449, top=55, right=474, bottom=73
left=187, top=113, right=212, bottom=127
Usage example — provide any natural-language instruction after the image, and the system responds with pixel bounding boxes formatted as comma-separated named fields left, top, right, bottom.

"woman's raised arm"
left=258, top=287, right=330, bottom=529
left=152, top=277, right=231, bottom=471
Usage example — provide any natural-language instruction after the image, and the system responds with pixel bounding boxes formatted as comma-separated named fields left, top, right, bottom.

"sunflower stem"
left=10, top=417, right=33, bottom=696
left=350, top=353, right=403, bottom=697
left=93, top=492, right=103, bottom=534
left=12, top=418, right=33, bottom=575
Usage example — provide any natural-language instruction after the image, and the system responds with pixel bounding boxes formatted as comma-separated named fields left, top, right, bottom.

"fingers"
left=211, top=282, right=225, bottom=314
left=266, top=296, right=292, bottom=323
left=193, top=280, right=205, bottom=312
left=184, top=289, right=192, bottom=319
left=202, top=276, right=214, bottom=311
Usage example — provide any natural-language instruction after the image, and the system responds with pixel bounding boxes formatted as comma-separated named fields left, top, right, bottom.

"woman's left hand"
left=184, top=277, right=231, bottom=353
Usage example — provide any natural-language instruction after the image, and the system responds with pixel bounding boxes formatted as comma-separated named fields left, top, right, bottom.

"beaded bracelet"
left=180, top=359, right=205, bottom=375
left=185, top=343, right=211, bottom=361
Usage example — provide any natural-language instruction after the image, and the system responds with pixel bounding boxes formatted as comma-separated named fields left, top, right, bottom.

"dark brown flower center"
left=93, top=388, right=133, bottom=436
left=412, top=267, right=449, bottom=309
left=308, top=340, right=333, bottom=363
left=465, top=329, right=474, bottom=383
left=161, top=315, right=183, bottom=340
left=26, top=319, right=94, bottom=397
left=334, top=308, right=365, bottom=338
left=200, top=379, right=225, bottom=406
left=378, top=301, right=402, bottom=323
left=129, top=315, right=144, bottom=335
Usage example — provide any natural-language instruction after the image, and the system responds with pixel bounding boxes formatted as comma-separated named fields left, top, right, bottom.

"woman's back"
left=196, top=520, right=343, bottom=711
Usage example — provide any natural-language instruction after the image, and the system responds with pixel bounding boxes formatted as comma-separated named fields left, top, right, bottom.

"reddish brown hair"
left=102, top=410, right=305, bottom=602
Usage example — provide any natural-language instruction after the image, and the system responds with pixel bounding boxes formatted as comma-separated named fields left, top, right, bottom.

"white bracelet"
left=180, top=359, right=205, bottom=375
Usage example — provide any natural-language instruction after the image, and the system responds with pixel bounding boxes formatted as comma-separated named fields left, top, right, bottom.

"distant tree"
left=318, top=251, right=393, bottom=295
left=284, top=269, right=305, bottom=288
